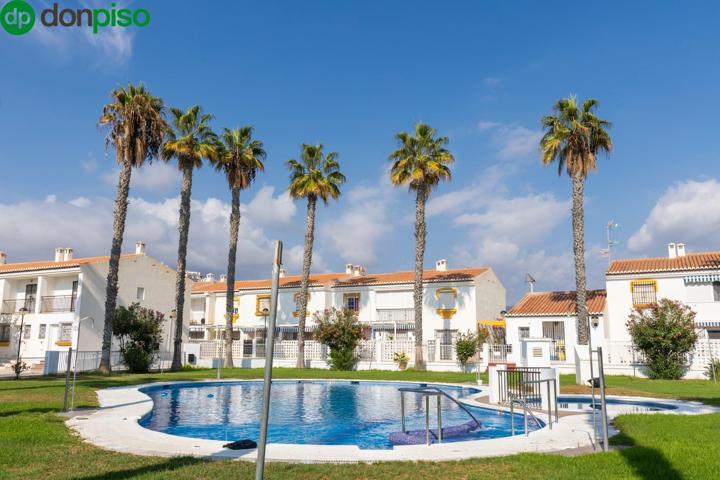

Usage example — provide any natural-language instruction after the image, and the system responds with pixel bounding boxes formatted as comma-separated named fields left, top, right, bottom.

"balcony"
left=40, top=295, right=76, bottom=313
left=1, top=298, right=36, bottom=314
left=376, top=308, right=414, bottom=323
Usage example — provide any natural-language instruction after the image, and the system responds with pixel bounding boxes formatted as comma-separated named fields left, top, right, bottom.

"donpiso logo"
left=1, top=0, right=35, bottom=35
left=1, top=1, right=149, bottom=36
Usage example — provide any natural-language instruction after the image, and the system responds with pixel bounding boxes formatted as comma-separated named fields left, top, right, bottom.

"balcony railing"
left=1, top=298, right=35, bottom=314
left=40, top=295, right=77, bottom=313
left=376, top=308, right=414, bottom=322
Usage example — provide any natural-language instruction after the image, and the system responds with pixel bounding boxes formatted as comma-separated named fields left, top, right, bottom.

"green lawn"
left=1, top=367, right=719, bottom=479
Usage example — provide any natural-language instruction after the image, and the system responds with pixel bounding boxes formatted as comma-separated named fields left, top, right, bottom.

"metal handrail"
left=509, top=397, right=542, bottom=436
left=421, top=386, right=481, bottom=428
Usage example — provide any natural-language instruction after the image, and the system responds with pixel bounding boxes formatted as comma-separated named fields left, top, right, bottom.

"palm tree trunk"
left=413, top=187, right=427, bottom=371
left=99, top=159, right=133, bottom=373
left=296, top=196, right=317, bottom=369
left=171, top=165, right=193, bottom=371
left=224, top=186, right=240, bottom=368
left=572, top=172, right=589, bottom=345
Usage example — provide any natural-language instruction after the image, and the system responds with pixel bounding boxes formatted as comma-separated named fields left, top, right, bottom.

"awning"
left=696, top=321, right=720, bottom=328
left=240, top=325, right=316, bottom=333
left=369, top=322, right=415, bottom=331
left=478, top=319, right=506, bottom=328
left=684, top=274, right=720, bottom=284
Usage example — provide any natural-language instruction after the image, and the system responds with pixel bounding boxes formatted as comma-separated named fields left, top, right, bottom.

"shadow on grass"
left=78, top=456, right=206, bottom=480
left=612, top=431, right=683, bottom=480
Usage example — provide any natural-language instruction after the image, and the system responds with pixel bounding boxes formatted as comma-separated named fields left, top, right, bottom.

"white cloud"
left=44, top=195, right=57, bottom=204
left=0, top=188, right=303, bottom=279
left=102, top=163, right=181, bottom=192
left=81, top=156, right=98, bottom=173
left=82, top=25, right=134, bottom=65
left=628, top=179, right=720, bottom=253
left=494, top=126, right=542, bottom=160
left=242, top=186, right=296, bottom=227
left=483, top=77, right=501, bottom=87
left=477, top=121, right=500, bottom=131
left=321, top=176, right=399, bottom=265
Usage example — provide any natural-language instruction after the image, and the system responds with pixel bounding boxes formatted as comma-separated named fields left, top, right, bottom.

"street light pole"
left=14, top=307, right=28, bottom=380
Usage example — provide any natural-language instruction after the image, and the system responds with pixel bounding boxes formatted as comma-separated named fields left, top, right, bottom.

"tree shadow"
left=612, top=432, right=683, bottom=480
left=77, top=456, right=206, bottom=480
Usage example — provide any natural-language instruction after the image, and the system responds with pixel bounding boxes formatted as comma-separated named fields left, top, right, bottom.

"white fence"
left=192, top=339, right=457, bottom=367
left=42, top=350, right=175, bottom=375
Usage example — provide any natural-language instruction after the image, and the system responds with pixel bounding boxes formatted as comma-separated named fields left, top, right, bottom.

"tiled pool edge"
left=66, top=379, right=719, bottom=463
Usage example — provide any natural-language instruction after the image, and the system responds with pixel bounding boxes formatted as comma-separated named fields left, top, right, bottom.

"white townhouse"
left=504, top=243, right=720, bottom=378
left=0, top=242, right=190, bottom=372
left=189, top=260, right=506, bottom=367
left=504, top=290, right=607, bottom=370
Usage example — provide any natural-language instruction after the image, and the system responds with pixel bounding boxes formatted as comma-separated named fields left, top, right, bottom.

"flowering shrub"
left=627, top=299, right=698, bottom=379
left=314, top=308, right=364, bottom=370
left=455, top=331, right=478, bottom=367
left=113, top=303, right=165, bottom=373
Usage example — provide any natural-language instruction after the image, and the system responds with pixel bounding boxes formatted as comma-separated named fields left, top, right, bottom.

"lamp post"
left=14, top=307, right=29, bottom=380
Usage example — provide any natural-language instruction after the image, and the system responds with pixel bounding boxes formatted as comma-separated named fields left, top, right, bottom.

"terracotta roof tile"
left=607, top=252, right=720, bottom=275
left=507, top=290, right=606, bottom=317
left=0, top=254, right=142, bottom=274
left=191, top=268, right=488, bottom=293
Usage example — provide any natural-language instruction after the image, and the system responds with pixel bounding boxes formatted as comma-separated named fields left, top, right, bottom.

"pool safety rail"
left=509, top=397, right=542, bottom=436
left=397, top=386, right=481, bottom=446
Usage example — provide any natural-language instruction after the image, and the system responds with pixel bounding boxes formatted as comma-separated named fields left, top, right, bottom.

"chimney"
left=219, top=274, right=228, bottom=283
left=352, top=265, right=366, bottom=277
left=64, top=248, right=74, bottom=261
left=135, top=241, right=146, bottom=255
left=436, top=259, right=448, bottom=271
left=345, top=263, right=354, bottom=275
left=667, top=243, right=677, bottom=259
left=279, top=268, right=287, bottom=278
left=55, top=248, right=65, bottom=262
left=676, top=243, right=686, bottom=258
left=205, top=273, right=215, bottom=283
left=0, top=251, right=6, bottom=265
left=186, top=271, right=202, bottom=281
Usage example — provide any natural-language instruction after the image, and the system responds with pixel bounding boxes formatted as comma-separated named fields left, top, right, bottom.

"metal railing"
left=376, top=308, right=415, bottom=322
left=40, top=295, right=76, bottom=313
left=496, top=367, right=542, bottom=406
left=489, top=344, right=513, bottom=363
left=1, top=298, right=35, bottom=314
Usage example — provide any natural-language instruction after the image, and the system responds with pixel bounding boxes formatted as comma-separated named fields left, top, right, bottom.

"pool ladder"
left=509, top=397, right=543, bottom=437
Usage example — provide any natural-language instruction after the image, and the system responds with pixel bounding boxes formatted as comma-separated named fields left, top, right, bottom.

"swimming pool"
left=557, top=396, right=678, bottom=412
left=139, top=380, right=542, bottom=449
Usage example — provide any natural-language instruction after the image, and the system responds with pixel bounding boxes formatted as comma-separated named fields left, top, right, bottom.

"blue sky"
left=1, top=1, right=720, bottom=303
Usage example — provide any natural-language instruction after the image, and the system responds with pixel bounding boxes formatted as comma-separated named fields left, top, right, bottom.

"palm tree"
left=287, top=144, right=345, bottom=368
left=389, top=123, right=454, bottom=371
left=161, top=105, right=219, bottom=371
left=98, top=83, right=167, bottom=373
left=540, top=96, right=612, bottom=345
left=214, top=127, right=266, bottom=368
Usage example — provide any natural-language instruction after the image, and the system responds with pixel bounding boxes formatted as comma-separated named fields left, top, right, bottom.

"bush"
left=113, top=303, right=166, bottom=373
left=314, top=308, right=364, bottom=370
left=706, top=359, right=720, bottom=381
left=455, top=331, right=478, bottom=367
left=627, top=299, right=698, bottom=380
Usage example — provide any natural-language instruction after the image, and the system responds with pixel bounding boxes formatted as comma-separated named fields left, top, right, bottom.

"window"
left=24, top=283, right=37, bottom=311
left=631, top=280, right=657, bottom=307
left=136, top=287, right=145, bottom=301
left=59, top=324, right=72, bottom=342
left=0, top=325, right=10, bottom=343
left=518, top=327, right=530, bottom=339
left=71, top=280, right=79, bottom=311
left=256, top=295, right=271, bottom=316
left=435, top=288, right=458, bottom=319
left=343, top=293, right=360, bottom=312
left=38, top=324, right=46, bottom=340
left=708, top=329, right=720, bottom=340
left=714, top=282, right=720, bottom=302
left=23, top=324, right=31, bottom=339
left=293, top=292, right=311, bottom=317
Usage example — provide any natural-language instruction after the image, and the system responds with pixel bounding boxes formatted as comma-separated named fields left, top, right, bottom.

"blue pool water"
left=557, top=396, right=677, bottom=412
left=139, top=381, right=541, bottom=449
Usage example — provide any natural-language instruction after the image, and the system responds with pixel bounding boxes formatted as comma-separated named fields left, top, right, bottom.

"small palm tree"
left=162, top=105, right=219, bottom=371
left=389, top=123, right=454, bottom=371
left=98, top=83, right=167, bottom=373
left=214, top=127, right=266, bottom=368
left=287, top=144, right=345, bottom=368
left=540, top=96, right=612, bottom=345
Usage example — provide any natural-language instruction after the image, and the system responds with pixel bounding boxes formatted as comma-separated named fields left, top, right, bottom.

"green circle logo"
left=1, top=0, right=35, bottom=36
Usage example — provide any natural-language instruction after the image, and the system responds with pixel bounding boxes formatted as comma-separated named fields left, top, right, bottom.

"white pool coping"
left=66, top=379, right=719, bottom=463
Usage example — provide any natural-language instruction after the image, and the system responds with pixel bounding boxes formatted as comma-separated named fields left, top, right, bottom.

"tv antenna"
left=525, top=273, right=536, bottom=293
left=600, top=220, right=619, bottom=263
